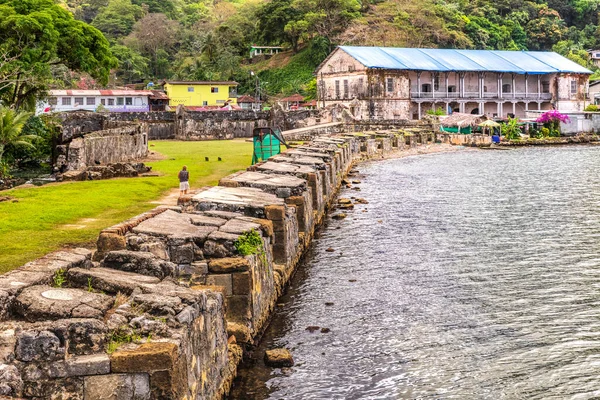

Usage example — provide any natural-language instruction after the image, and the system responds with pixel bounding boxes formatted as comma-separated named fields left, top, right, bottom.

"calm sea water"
left=230, top=145, right=600, bottom=400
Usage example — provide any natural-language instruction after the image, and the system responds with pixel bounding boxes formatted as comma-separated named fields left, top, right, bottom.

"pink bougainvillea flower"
left=536, top=110, right=570, bottom=124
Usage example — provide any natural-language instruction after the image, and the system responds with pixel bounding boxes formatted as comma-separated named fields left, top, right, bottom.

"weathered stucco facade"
left=316, top=49, right=411, bottom=120
left=316, top=47, right=591, bottom=120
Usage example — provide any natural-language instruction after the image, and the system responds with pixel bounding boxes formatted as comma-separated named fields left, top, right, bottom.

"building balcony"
left=410, top=91, right=553, bottom=101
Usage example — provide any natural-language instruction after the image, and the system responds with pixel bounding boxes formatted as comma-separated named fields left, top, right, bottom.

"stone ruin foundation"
left=0, top=130, right=433, bottom=399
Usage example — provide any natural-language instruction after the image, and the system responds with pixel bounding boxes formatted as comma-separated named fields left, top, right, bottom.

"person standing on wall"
left=178, top=166, right=190, bottom=196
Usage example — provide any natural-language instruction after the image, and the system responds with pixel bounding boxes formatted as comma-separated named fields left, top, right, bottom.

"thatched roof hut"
left=439, top=113, right=486, bottom=128
left=439, top=113, right=487, bottom=134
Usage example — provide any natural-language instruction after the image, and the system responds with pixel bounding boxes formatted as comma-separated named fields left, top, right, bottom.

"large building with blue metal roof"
left=315, top=46, right=592, bottom=120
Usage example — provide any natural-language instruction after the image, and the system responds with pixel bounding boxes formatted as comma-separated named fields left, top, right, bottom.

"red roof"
left=238, top=95, right=260, bottom=103
left=301, top=100, right=317, bottom=107
left=149, top=90, right=169, bottom=100
left=49, top=89, right=153, bottom=96
left=281, top=94, right=304, bottom=102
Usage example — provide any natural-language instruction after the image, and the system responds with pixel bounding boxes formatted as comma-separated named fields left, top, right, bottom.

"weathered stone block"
left=23, top=376, right=84, bottom=398
left=0, top=291, right=12, bottom=321
left=177, top=261, right=208, bottom=284
left=111, top=342, right=178, bottom=373
left=67, top=267, right=160, bottom=295
left=265, top=205, right=286, bottom=221
left=132, top=293, right=183, bottom=315
left=232, top=272, right=250, bottom=296
left=219, top=219, right=262, bottom=235
left=84, top=373, right=150, bottom=400
left=203, top=231, right=239, bottom=258
left=168, top=243, right=195, bottom=264
left=0, top=364, right=22, bottom=396
left=41, top=318, right=108, bottom=356
left=15, top=330, right=64, bottom=362
left=14, top=285, right=113, bottom=322
left=0, top=270, right=52, bottom=296
left=226, top=295, right=251, bottom=323
left=139, top=241, right=169, bottom=260
left=264, top=348, right=294, bottom=367
left=97, top=232, right=127, bottom=255
left=208, top=258, right=250, bottom=273
left=226, top=322, right=252, bottom=344
left=22, top=353, right=110, bottom=380
left=0, top=327, right=16, bottom=363
left=205, top=275, right=233, bottom=296
left=132, top=210, right=214, bottom=242
left=189, top=214, right=228, bottom=227
left=175, top=306, right=199, bottom=325
left=148, top=353, right=187, bottom=399
left=103, top=250, right=176, bottom=279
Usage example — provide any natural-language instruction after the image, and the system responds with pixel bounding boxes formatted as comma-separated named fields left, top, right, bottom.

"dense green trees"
left=0, top=0, right=117, bottom=110
left=9, top=0, right=600, bottom=103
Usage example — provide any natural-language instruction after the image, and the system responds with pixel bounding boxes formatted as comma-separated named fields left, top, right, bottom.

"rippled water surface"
left=230, top=146, right=600, bottom=400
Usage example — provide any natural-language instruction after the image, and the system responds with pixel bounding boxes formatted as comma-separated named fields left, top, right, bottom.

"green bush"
left=585, top=104, right=599, bottom=112
left=426, top=107, right=445, bottom=116
left=3, top=115, right=59, bottom=169
left=540, top=127, right=550, bottom=137
left=0, top=160, right=10, bottom=179
left=501, top=117, right=521, bottom=140
left=234, top=229, right=263, bottom=256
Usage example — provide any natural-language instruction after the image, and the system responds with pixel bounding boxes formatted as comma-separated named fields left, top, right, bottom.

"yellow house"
left=163, top=81, right=238, bottom=107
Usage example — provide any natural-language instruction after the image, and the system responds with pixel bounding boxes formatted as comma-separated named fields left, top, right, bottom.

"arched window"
left=502, top=84, right=511, bottom=93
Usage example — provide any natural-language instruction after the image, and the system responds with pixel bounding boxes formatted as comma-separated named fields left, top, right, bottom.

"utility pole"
left=250, top=70, right=260, bottom=111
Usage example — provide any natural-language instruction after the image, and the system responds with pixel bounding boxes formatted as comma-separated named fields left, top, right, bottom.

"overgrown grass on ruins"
left=0, top=139, right=253, bottom=273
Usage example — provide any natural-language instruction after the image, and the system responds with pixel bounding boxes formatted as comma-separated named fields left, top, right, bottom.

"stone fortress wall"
left=0, top=130, right=432, bottom=399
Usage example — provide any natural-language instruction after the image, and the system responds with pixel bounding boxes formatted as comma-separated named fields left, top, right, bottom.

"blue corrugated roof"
left=338, top=46, right=592, bottom=74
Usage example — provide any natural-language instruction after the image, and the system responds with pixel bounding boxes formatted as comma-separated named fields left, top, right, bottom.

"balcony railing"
left=410, top=90, right=552, bottom=101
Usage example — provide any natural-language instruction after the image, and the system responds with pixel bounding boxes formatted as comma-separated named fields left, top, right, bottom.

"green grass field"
left=0, top=140, right=253, bottom=273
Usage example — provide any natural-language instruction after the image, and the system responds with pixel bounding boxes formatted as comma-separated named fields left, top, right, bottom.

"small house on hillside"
left=238, top=95, right=262, bottom=110
left=588, top=50, right=600, bottom=68
left=250, top=46, right=283, bottom=59
left=163, top=81, right=238, bottom=108
left=281, top=94, right=304, bottom=110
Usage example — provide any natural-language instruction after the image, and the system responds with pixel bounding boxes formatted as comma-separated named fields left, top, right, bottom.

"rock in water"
left=331, top=213, right=347, bottom=220
left=264, top=348, right=294, bottom=367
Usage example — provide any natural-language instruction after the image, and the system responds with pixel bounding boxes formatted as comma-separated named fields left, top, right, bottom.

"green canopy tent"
left=251, top=127, right=290, bottom=164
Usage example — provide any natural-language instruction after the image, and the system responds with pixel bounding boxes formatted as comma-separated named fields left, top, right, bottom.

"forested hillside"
left=6, top=0, right=600, bottom=102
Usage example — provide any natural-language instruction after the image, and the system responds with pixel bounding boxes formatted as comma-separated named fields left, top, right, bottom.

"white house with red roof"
left=39, top=89, right=153, bottom=113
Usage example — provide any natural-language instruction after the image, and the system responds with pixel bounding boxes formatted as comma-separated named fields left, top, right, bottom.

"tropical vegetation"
left=57, top=0, right=600, bottom=92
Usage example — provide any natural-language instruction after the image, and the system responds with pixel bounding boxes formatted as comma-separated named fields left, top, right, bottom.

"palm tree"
left=0, top=106, right=34, bottom=162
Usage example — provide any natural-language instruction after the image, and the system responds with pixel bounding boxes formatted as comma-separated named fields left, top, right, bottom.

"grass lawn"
left=0, top=139, right=253, bottom=273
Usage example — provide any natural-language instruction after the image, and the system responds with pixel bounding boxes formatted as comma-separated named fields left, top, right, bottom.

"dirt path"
left=151, top=188, right=181, bottom=206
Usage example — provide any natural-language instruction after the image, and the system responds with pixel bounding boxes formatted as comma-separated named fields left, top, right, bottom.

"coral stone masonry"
left=0, top=130, right=425, bottom=399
